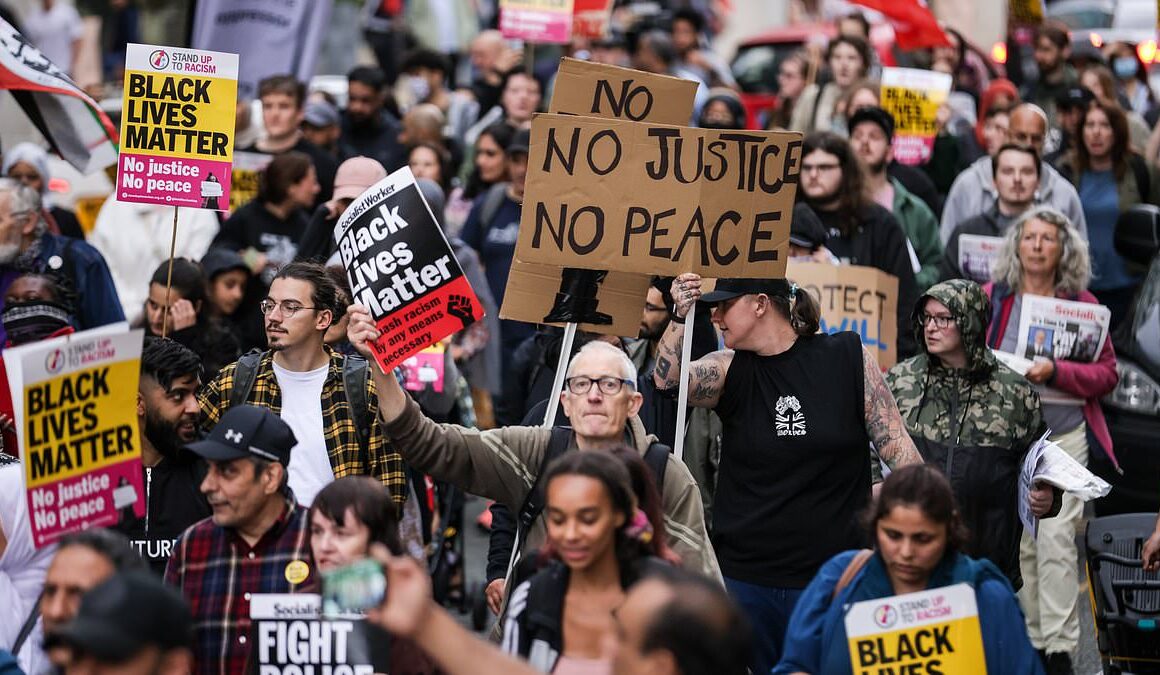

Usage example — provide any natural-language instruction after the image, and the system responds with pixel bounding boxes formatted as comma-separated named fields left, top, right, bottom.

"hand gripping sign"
left=117, top=43, right=238, bottom=211
left=4, top=326, right=146, bottom=549
left=845, top=582, right=987, bottom=674
left=333, top=167, right=483, bottom=375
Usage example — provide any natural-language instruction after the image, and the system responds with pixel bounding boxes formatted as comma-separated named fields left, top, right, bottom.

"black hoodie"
left=114, top=451, right=211, bottom=575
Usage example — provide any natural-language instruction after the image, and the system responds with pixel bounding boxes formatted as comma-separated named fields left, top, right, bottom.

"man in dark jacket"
left=885, top=279, right=1059, bottom=587
left=115, top=337, right=211, bottom=574
left=799, top=132, right=919, bottom=357
left=941, top=144, right=1040, bottom=282
left=340, top=66, right=406, bottom=172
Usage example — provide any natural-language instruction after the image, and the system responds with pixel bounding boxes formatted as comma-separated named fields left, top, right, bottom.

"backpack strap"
left=11, top=602, right=39, bottom=655
left=516, top=426, right=574, bottom=549
left=832, top=549, right=874, bottom=600
left=228, top=349, right=266, bottom=409
left=479, top=182, right=510, bottom=236
left=342, top=353, right=372, bottom=456
left=642, top=441, right=671, bottom=499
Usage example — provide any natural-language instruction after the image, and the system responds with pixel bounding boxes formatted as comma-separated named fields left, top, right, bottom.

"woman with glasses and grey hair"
left=984, top=204, right=1119, bottom=675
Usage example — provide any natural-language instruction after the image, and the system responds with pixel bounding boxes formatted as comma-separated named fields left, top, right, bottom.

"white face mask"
left=406, top=75, right=431, bottom=103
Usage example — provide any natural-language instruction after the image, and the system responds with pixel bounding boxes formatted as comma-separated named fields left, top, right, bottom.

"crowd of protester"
left=1, top=2, right=1160, bottom=675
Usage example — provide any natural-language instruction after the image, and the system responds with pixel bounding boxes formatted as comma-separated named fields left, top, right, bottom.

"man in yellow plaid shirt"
left=198, top=261, right=405, bottom=507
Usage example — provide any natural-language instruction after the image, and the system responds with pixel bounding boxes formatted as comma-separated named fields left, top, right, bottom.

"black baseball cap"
left=700, top=278, right=795, bottom=304
left=507, top=128, right=530, bottom=156
left=200, top=247, right=250, bottom=281
left=1056, top=86, right=1095, bottom=110
left=848, top=106, right=895, bottom=143
left=790, top=203, right=827, bottom=250
left=185, top=404, right=296, bottom=465
left=46, top=571, right=193, bottom=660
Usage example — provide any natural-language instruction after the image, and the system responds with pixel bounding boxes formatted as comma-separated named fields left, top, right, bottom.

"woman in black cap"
left=652, top=272, right=921, bottom=674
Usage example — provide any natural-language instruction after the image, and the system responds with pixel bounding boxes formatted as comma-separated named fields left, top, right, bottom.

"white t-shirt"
left=273, top=360, right=333, bottom=506
left=24, top=2, right=83, bottom=75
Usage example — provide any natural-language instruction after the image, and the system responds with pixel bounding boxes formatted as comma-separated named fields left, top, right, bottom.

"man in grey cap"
left=47, top=571, right=193, bottom=675
left=302, top=98, right=345, bottom=160
left=165, top=405, right=316, bottom=675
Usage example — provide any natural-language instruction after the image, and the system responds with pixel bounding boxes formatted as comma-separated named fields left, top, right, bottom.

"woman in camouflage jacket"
left=885, top=279, right=1058, bottom=587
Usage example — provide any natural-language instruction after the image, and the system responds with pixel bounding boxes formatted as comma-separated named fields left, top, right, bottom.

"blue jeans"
left=724, top=576, right=804, bottom=674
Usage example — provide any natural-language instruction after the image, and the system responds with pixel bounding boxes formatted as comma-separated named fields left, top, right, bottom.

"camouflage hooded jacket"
left=886, top=279, right=1045, bottom=454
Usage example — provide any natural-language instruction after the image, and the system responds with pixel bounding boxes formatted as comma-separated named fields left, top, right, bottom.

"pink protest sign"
left=500, top=0, right=575, bottom=44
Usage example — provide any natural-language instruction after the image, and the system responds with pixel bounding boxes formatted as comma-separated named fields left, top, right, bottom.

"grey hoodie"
left=939, top=155, right=1088, bottom=245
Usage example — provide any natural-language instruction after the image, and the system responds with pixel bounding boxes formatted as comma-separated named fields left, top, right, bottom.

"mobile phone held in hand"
left=322, top=559, right=386, bottom=617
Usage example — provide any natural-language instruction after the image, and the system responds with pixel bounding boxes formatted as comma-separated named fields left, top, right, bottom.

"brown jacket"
left=383, top=396, right=722, bottom=582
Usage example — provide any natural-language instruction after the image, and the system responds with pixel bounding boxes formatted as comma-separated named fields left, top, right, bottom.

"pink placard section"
left=25, top=459, right=145, bottom=548
left=501, top=7, right=573, bottom=44
left=891, top=136, right=937, bottom=166
left=116, top=153, right=233, bottom=210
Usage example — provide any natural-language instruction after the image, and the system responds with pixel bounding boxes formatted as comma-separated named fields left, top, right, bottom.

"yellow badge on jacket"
left=284, top=559, right=310, bottom=585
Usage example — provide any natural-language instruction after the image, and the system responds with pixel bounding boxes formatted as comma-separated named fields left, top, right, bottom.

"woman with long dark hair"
left=655, top=274, right=922, bottom=673
left=774, top=464, right=1043, bottom=674
left=140, top=258, right=240, bottom=379
left=1057, top=100, right=1151, bottom=328
left=501, top=450, right=672, bottom=673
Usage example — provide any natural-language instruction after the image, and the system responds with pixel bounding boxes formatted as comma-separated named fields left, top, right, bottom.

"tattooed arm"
left=862, top=346, right=922, bottom=470
left=653, top=273, right=733, bottom=408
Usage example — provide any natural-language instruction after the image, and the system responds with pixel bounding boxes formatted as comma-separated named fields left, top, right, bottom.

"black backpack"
left=514, top=426, right=671, bottom=550
left=227, top=349, right=373, bottom=454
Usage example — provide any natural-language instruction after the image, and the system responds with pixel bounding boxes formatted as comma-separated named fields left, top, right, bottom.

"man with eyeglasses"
left=885, top=279, right=1059, bottom=588
left=346, top=305, right=720, bottom=609
left=198, top=261, right=405, bottom=508
left=940, top=103, right=1087, bottom=243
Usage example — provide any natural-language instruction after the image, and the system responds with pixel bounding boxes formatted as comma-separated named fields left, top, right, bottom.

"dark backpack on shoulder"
left=228, top=349, right=373, bottom=454
left=514, top=426, right=671, bottom=550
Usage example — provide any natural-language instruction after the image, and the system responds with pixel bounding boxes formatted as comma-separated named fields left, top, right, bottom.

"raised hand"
left=447, top=294, right=475, bottom=329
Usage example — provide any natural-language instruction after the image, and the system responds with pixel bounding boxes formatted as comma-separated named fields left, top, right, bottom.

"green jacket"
left=886, top=280, right=1044, bottom=454
left=891, top=178, right=944, bottom=292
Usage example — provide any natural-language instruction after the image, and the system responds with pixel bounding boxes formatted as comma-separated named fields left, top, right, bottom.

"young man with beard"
left=239, top=75, right=338, bottom=206
left=1022, top=22, right=1078, bottom=127
left=798, top=131, right=918, bottom=357
left=114, top=337, right=211, bottom=574
left=941, top=144, right=1042, bottom=282
left=941, top=104, right=1086, bottom=240
left=198, top=262, right=405, bottom=509
left=340, top=66, right=407, bottom=172
left=848, top=107, right=943, bottom=291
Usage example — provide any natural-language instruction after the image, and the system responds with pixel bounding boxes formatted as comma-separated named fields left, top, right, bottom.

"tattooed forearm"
left=862, top=346, right=921, bottom=469
left=655, top=356, right=672, bottom=381
left=653, top=321, right=686, bottom=389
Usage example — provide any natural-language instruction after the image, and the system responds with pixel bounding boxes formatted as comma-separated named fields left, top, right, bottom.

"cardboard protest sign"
left=117, top=44, right=238, bottom=211
left=573, top=0, right=615, bottom=39
left=250, top=594, right=389, bottom=675
left=845, top=583, right=987, bottom=674
left=515, top=113, right=800, bottom=278
left=230, top=151, right=272, bottom=214
left=957, top=234, right=1003, bottom=284
left=500, top=0, right=575, bottom=44
left=334, top=167, right=483, bottom=374
left=502, top=59, right=702, bottom=336
left=881, top=68, right=952, bottom=166
left=503, top=262, right=651, bottom=335
left=788, top=261, right=899, bottom=368
left=4, top=327, right=145, bottom=548
left=549, top=57, right=699, bottom=125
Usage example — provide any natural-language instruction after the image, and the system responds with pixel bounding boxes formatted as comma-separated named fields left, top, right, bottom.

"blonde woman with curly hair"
left=984, top=205, right=1119, bottom=674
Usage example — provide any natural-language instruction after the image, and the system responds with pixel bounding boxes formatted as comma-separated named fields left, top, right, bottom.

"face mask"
left=1113, top=56, right=1138, bottom=80
left=2, top=300, right=71, bottom=346
left=406, top=75, right=431, bottom=103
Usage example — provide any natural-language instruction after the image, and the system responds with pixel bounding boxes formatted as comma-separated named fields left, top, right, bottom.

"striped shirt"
left=164, top=496, right=317, bottom=675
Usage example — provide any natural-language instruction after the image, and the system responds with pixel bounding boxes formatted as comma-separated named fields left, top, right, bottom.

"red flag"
left=851, top=0, right=952, bottom=50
